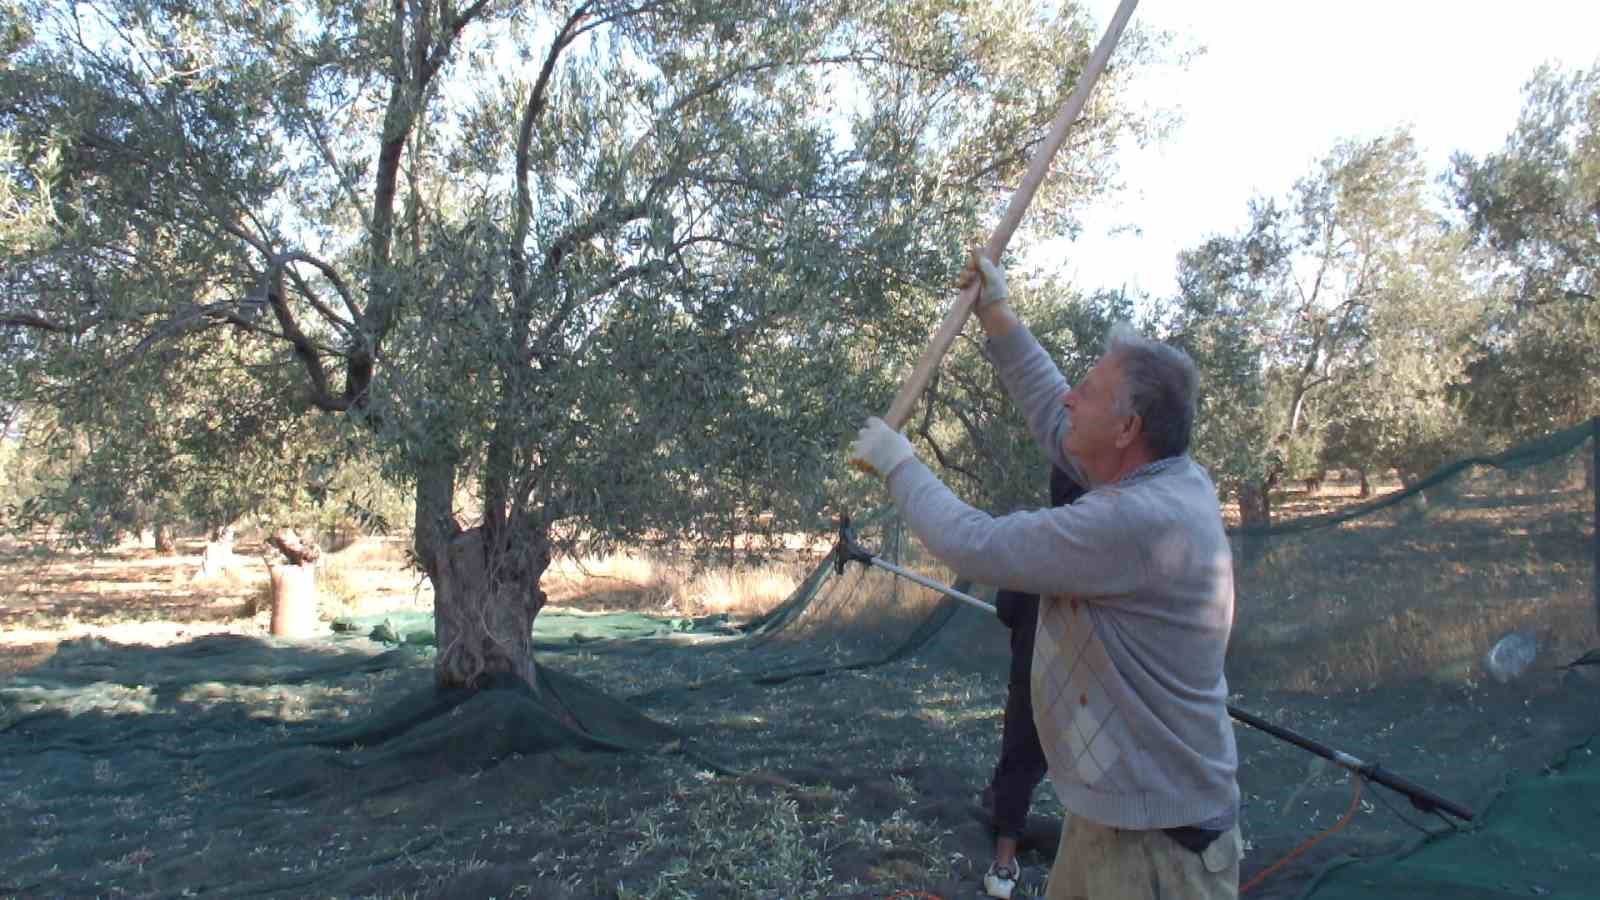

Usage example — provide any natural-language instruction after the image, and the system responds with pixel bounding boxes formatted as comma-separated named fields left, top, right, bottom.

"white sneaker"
left=983, top=860, right=1018, bottom=899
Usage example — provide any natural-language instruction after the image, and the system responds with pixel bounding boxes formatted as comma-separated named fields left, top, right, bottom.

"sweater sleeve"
left=886, top=460, right=1146, bottom=599
left=984, top=325, right=1089, bottom=487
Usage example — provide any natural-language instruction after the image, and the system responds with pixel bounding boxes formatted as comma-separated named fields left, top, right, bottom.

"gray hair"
left=1104, top=322, right=1199, bottom=460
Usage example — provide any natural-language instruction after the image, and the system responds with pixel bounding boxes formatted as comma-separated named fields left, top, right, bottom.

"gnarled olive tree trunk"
left=416, top=464, right=552, bottom=691
left=430, top=527, right=550, bottom=690
left=1237, top=480, right=1272, bottom=529
left=137, top=525, right=176, bottom=552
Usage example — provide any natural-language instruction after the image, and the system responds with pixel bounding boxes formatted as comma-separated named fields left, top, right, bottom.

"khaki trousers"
left=1043, top=815, right=1242, bottom=900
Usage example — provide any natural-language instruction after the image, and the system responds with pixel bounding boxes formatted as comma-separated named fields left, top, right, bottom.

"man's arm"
left=886, top=461, right=1144, bottom=598
left=986, top=328, right=1087, bottom=485
left=960, top=255, right=1087, bottom=484
left=975, top=294, right=1021, bottom=339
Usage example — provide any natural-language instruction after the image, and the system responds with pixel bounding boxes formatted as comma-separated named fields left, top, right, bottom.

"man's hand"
left=955, top=252, right=1009, bottom=309
left=848, top=417, right=916, bottom=478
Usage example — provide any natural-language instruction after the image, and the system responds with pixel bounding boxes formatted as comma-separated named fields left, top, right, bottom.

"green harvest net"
left=1224, top=419, right=1600, bottom=899
left=348, top=419, right=1598, bottom=897
left=1, top=421, right=1593, bottom=898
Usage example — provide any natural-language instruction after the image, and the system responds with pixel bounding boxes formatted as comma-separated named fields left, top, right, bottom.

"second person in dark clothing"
left=983, top=465, right=1086, bottom=899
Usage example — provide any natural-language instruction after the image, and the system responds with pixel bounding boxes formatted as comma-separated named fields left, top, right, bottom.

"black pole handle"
left=833, top=515, right=875, bottom=575
left=1228, top=704, right=1474, bottom=823
left=1361, top=762, right=1476, bottom=823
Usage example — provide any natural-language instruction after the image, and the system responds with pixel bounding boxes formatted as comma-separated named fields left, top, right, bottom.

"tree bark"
left=1583, top=429, right=1595, bottom=492
left=154, top=523, right=176, bottom=553
left=431, top=525, right=551, bottom=692
left=1238, top=480, right=1272, bottom=529
left=266, top=528, right=322, bottom=638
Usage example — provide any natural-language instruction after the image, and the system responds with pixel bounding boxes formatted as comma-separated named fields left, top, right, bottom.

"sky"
left=1054, top=0, right=1600, bottom=299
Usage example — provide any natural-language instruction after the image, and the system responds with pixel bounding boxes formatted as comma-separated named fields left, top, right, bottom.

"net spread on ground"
left=0, top=420, right=1595, bottom=898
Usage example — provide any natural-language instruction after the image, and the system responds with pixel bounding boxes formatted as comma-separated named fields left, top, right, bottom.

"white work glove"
left=955, top=252, right=1009, bottom=309
left=848, top=417, right=916, bottom=478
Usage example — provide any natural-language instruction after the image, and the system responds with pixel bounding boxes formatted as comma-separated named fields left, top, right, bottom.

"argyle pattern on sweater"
left=1032, top=592, right=1126, bottom=788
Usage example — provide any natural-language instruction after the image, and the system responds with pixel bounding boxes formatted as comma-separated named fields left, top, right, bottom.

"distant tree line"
left=1150, top=65, right=1597, bottom=524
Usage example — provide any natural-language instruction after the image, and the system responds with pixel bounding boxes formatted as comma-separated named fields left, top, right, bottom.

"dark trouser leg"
left=989, top=591, right=1046, bottom=839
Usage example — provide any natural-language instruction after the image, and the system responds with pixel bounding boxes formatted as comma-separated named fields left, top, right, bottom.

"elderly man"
left=849, top=255, right=1242, bottom=900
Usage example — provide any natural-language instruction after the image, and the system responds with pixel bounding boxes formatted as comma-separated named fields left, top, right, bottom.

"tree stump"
left=1238, top=482, right=1271, bottom=529
left=140, top=525, right=177, bottom=552
left=197, top=526, right=238, bottom=580
left=266, top=528, right=322, bottom=639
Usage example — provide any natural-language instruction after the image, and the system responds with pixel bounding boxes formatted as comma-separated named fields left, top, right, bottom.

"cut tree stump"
left=196, top=527, right=238, bottom=580
left=266, top=528, right=322, bottom=639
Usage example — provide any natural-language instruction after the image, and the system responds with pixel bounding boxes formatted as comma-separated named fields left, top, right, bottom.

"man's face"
left=1063, top=353, right=1133, bottom=484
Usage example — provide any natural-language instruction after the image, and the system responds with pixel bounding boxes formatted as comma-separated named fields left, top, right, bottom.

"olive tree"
left=1167, top=131, right=1480, bottom=523
left=1452, top=62, right=1600, bottom=442
left=1, top=0, right=1153, bottom=702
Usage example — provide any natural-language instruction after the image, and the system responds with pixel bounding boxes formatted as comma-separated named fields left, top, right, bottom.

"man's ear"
left=1115, top=412, right=1143, bottom=450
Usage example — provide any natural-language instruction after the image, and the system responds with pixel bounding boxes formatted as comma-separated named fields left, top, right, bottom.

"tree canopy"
left=1, top=0, right=1158, bottom=686
left=7, top=0, right=1592, bottom=669
left=1163, top=131, right=1485, bottom=520
left=1451, top=62, right=1600, bottom=440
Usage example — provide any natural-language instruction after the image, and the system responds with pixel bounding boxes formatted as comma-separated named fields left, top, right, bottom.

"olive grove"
left=0, top=0, right=1158, bottom=692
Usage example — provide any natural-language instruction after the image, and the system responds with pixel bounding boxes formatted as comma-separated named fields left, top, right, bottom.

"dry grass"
left=320, top=537, right=432, bottom=614
left=0, top=536, right=268, bottom=676
left=542, top=551, right=811, bottom=619
left=680, top=564, right=806, bottom=616
left=1229, top=468, right=1598, bottom=692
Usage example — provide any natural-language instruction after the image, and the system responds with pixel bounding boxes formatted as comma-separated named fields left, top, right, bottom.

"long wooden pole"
left=882, top=0, right=1140, bottom=430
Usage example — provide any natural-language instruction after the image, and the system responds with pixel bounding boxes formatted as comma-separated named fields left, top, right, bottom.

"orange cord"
left=1242, top=776, right=1365, bottom=894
